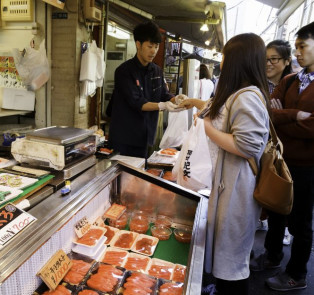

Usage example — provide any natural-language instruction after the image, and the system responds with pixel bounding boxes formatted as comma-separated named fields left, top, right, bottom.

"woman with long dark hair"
left=179, top=33, right=270, bottom=294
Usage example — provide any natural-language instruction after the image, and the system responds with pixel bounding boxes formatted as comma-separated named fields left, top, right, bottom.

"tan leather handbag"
left=230, top=89, right=294, bottom=215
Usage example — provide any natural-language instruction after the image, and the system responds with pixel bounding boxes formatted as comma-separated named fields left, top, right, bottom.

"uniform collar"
left=133, top=55, right=153, bottom=72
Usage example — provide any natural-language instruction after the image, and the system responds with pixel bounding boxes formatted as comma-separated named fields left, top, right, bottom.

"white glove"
left=270, top=99, right=283, bottom=109
left=297, top=111, right=311, bottom=120
left=158, top=101, right=184, bottom=112
left=174, top=94, right=188, bottom=105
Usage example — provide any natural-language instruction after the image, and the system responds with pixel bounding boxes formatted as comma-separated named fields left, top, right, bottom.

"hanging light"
left=200, top=22, right=209, bottom=31
left=205, top=40, right=210, bottom=46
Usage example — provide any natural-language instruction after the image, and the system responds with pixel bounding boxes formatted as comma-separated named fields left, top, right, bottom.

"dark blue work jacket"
left=109, top=56, right=173, bottom=147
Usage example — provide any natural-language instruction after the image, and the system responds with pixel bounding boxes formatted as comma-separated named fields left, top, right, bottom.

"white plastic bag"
left=159, top=110, right=188, bottom=149
left=12, top=40, right=50, bottom=91
left=172, top=118, right=212, bottom=191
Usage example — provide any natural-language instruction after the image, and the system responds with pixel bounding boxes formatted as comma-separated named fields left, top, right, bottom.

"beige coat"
left=204, top=86, right=269, bottom=280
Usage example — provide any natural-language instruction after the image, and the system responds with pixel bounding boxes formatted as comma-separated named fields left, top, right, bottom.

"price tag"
left=74, top=216, right=91, bottom=238
left=0, top=203, right=37, bottom=249
left=103, top=203, right=126, bottom=220
left=37, top=249, right=72, bottom=291
left=93, top=216, right=105, bottom=228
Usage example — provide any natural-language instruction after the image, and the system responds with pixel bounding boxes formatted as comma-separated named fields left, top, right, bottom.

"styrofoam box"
left=72, top=227, right=107, bottom=256
left=1, top=88, right=35, bottom=111
left=72, top=235, right=107, bottom=257
left=131, top=234, right=159, bottom=256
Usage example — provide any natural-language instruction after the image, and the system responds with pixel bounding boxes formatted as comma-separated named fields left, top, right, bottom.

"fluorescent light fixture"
left=108, top=23, right=130, bottom=39
left=200, top=23, right=209, bottom=31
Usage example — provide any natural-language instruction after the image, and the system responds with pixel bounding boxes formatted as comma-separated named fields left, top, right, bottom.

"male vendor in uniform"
left=108, top=21, right=184, bottom=158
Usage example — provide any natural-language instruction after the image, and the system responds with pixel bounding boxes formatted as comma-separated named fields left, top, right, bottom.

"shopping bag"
left=12, top=40, right=50, bottom=91
left=159, top=110, right=188, bottom=149
left=172, top=118, right=212, bottom=191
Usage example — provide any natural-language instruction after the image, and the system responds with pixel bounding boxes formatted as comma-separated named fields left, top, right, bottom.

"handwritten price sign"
left=0, top=203, right=37, bottom=249
left=74, top=216, right=91, bottom=238
left=37, top=249, right=72, bottom=291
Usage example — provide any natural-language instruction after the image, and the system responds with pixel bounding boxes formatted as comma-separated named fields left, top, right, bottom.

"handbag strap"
left=227, top=88, right=279, bottom=176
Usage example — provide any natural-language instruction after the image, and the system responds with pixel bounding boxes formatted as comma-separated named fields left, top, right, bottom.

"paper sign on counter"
left=0, top=203, right=36, bottom=249
left=37, top=249, right=72, bottom=291
left=74, top=216, right=91, bottom=238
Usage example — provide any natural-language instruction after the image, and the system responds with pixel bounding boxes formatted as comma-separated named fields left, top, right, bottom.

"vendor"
left=108, top=21, right=183, bottom=158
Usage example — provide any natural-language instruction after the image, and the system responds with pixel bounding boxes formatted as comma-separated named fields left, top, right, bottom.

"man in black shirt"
left=109, top=21, right=183, bottom=158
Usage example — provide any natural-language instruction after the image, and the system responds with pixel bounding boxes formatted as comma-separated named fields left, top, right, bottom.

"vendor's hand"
left=178, top=99, right=195, bottom=110
left=158, top=101, right=185, bottom=112
left=174, top=94, right=188, bottom=104
left=270, top=99, right=283, bottom=109
left=297, top=111, right=311, bottom=120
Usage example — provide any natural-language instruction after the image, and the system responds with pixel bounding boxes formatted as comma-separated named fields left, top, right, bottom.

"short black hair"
left=296, top=21, right=314, bottom=40
left=133, top=21, right=162, bottom=44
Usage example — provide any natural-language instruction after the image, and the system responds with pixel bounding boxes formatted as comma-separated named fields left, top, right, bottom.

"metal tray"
left=26, top=126, right=93, bottom=145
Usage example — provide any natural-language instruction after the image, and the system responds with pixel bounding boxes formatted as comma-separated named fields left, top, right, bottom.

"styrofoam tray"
left=103, top=225, right=119, bottom=244
left=100, top=247, right=129, bottom=267
left=131, top=234, right=159, bottom=256
left=147, top=258, right=175, bottom=280
left=72, top=231, right=107, bottom=256
left=157, top=149, right=179, bottom=158
left=110, top=230, right=138, bottom=250
left=92, top=244, right=107, bottom=261
left=171, top=263, right=187, bottom=283
left=122, top=252, right=151, bottom=273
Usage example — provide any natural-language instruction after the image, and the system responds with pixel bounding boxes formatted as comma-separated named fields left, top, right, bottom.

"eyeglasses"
left=266, top=57, right=283, bottom=64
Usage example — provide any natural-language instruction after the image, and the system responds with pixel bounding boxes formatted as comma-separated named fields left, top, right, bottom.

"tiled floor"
left=202, top=217, right=314, bottom=294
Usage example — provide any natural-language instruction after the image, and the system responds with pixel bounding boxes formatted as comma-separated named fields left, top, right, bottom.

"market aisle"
left=249, top=212, right=314, bottom=295
left=202, top=211, right=314, bottom=294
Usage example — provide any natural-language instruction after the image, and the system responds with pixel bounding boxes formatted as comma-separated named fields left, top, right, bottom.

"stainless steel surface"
left=0, top=159, right=115, bottom=284
left=26, top=186, right=54, bottom=209
left=63, top=155, right=97, bottom=179
left=26, top=126, right=93, bottom=145
left=0, top=160, right=207, bottom=295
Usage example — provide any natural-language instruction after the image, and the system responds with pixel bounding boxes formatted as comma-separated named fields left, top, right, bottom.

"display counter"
left=0, top=158, right=208, bottom=294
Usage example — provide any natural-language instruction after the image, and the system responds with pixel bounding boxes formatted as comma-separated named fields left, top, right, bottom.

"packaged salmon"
left=107, top=212, right=129, bottom=230
left=62, top=259, right=93, bottom=285
left=157, top=279, right=184, bottom=295
left=100, top=247, right=128, bottom=267
left=84, top=262, right=125, bottom=294
left=72, top=229, right=107, bottom=257
left=33, top=283, right=72, bottom=295
left=122, top=252, right=151, bottom=273
left=171, top=264, right=187, bottom=283
left=103, top=225, right=119, bottom=244
left=110, top=230, right=138, bottom=250
left=131, top=234, right=159, bottom=256
left=76, top=287, right=101, bottom=295
left=147, top=258, right=175, bottom=280
left=117, top=270, right=157, bottom=295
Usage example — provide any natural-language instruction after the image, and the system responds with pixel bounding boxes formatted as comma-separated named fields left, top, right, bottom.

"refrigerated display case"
left=0, top=159, right=208, bottom=294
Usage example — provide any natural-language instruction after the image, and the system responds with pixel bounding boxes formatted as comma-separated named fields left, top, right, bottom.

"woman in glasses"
left=255, top=40, right=293, bottom=245
left=266, top=40, right=292, bottom=94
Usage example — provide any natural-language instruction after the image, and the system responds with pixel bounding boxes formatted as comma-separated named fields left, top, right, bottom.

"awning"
left=107, top=0, right=226, bottom=51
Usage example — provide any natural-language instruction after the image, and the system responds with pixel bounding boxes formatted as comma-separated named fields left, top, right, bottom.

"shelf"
left=0, top=109, right=33, bottom=117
